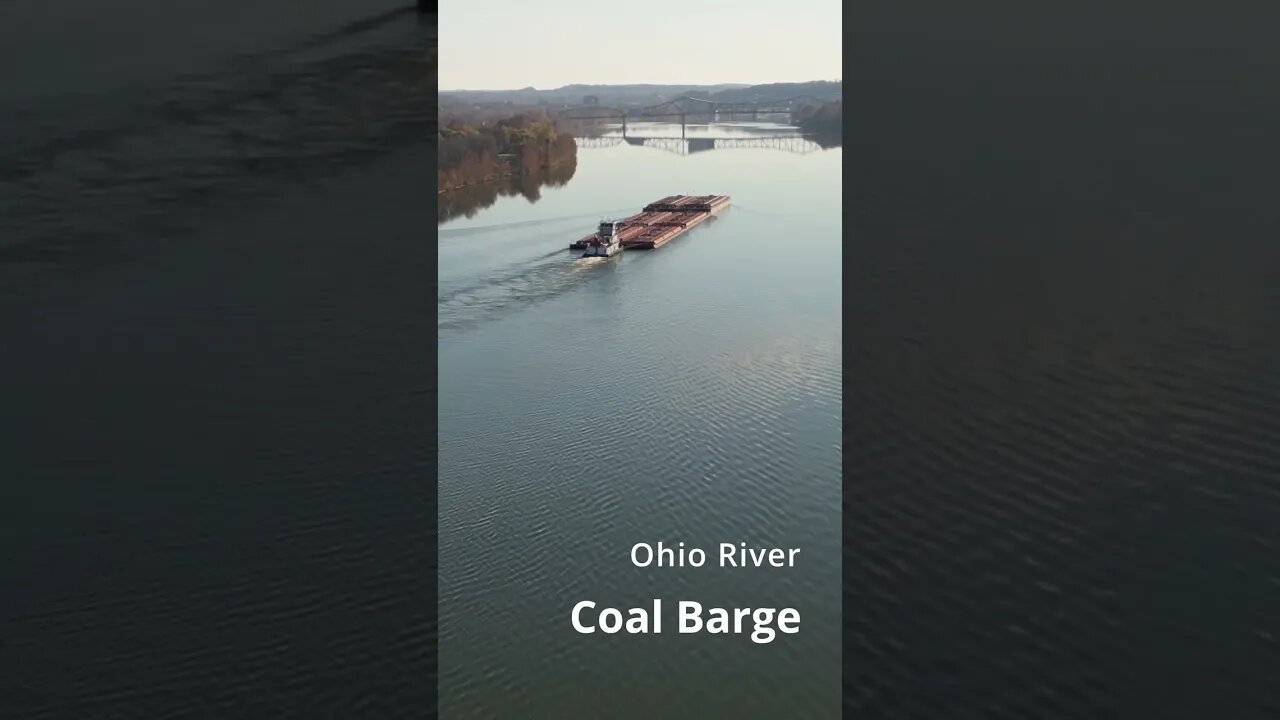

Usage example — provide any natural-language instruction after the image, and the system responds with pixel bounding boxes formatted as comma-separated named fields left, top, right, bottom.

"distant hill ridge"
left=697, top=81, right=842, bottom=103
left=440, top=80, right=841, bottom=107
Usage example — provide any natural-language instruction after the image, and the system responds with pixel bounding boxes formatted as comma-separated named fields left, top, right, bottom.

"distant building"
left=583, top=95, right=600, bottom=106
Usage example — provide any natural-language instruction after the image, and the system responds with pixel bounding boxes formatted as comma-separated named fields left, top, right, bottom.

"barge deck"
left=569, top=195, right=730, bottom=252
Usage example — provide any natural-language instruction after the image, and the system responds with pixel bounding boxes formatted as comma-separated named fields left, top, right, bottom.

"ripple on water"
left=0, top=14, right=433, bottom=266
left=1, top=11, right=435, bottom=717
left=440, top=190, right=842, bottom=716
left=844, top=217, right=1280, bottom=717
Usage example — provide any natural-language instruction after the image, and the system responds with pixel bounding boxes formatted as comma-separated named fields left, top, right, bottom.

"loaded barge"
left=571, top=195, right=730, bottom=256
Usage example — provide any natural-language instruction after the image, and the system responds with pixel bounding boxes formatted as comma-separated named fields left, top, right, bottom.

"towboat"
left=581, top=220, right=623, bottom=258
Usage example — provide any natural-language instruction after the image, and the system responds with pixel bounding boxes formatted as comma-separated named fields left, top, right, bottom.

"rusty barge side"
left=569, top=195, right=730, bottom=252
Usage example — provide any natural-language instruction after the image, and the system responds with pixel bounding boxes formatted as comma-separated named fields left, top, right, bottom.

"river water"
left=438, top=122, right=843, bottom=717
left=0, top=1, right=431, bottom=267
left=1, top=5, right=434, bottom=717
left=846, top=9, right=1280, bottom=714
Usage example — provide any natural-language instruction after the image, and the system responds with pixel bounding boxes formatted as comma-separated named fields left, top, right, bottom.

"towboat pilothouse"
left=581, top=220, right=623, bottom=258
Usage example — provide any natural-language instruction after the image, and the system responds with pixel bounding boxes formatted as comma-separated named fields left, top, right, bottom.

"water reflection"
left=437, top=156, right=577, bottom=223
left=577, top=134, right=836, bottom=155
left=437, top=121, right=838, bottom=223
left=565, top=119, right=842, bottom=155
left=809, top=131, right=842, bottom=149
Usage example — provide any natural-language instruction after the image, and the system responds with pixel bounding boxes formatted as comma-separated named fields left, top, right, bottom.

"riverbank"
left=438, top=114, right=577, bottom=195
left=795, top=101, right=842, bottom=136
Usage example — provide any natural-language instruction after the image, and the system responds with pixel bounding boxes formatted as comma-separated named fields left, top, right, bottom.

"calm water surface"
left=438, top=122, right=843, bottom=717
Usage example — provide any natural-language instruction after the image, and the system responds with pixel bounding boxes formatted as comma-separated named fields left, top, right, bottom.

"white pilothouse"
left=581, top=220, right=623, bottom=258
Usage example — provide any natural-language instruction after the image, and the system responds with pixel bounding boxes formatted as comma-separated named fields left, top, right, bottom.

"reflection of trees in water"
left=809, top=131, right=842, bottom=149
left=437, top=155, right=577, bottom=223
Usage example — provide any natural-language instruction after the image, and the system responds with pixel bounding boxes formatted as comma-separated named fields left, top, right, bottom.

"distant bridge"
left=575, top=134, right=827, bottom=156
left=558, top=94, right=837, bottom=128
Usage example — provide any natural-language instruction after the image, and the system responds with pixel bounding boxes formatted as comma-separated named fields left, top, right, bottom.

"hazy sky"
left=439, top=0, right=841, bottom=90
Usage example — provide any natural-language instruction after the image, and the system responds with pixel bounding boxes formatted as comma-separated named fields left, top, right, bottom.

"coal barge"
left=570, top=195, right=730, bottom=257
